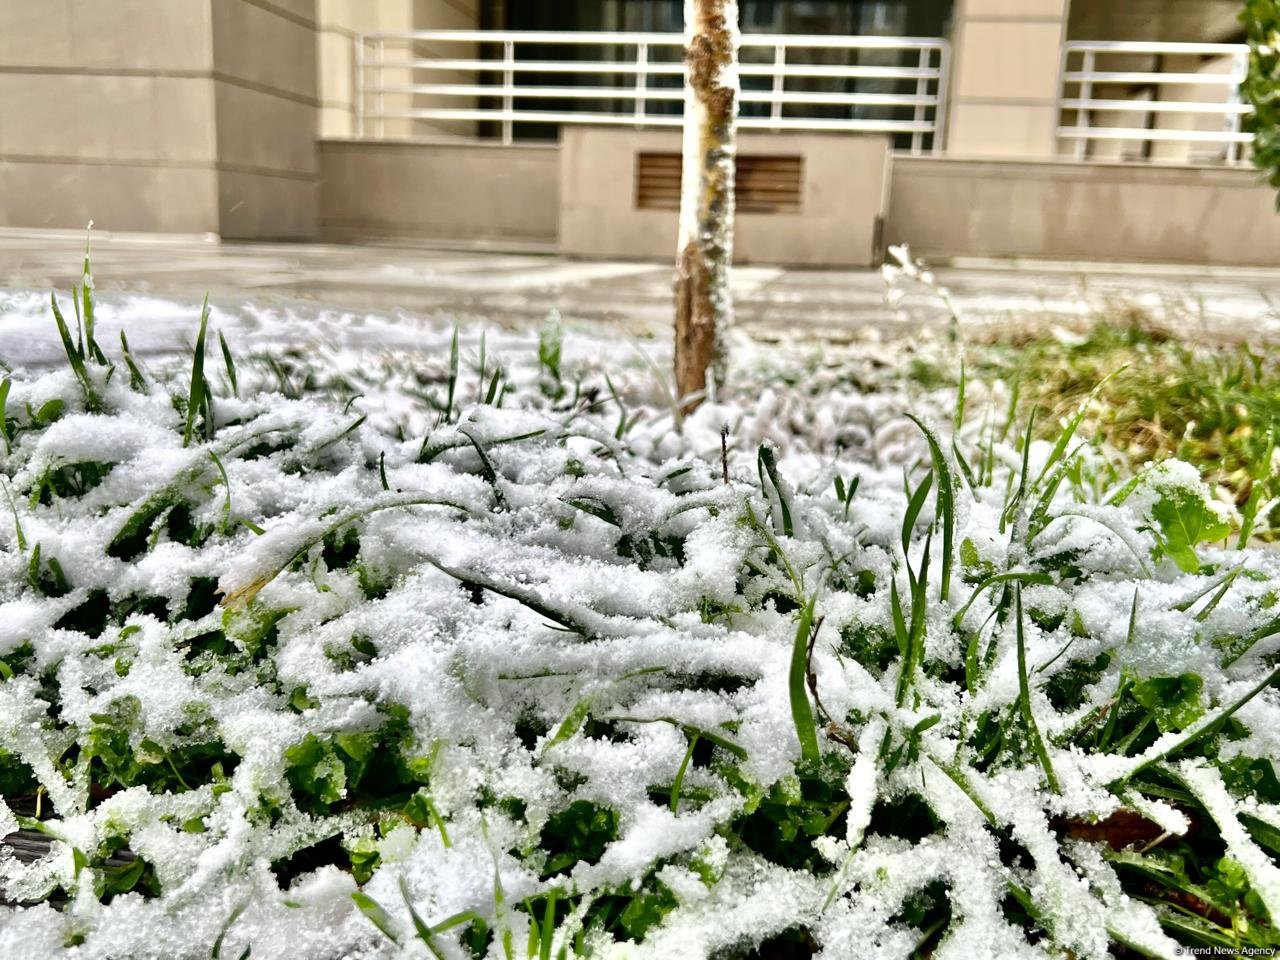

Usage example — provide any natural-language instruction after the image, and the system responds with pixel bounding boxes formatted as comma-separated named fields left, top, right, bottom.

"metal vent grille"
left=635, top=153, right=804, bottom=213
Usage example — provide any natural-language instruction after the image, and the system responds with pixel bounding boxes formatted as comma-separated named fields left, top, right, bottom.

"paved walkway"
left=2, top=230, right=1279, bottom=351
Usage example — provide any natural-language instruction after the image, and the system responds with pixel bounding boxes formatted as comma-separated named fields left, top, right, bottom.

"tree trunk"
left=674, top=0, right=739, bottom=414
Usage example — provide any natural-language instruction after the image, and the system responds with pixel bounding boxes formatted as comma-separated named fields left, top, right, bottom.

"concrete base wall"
left=559, top=128, right=892, bottom=268
left=317, top=138, right=1280, bottom=269
left=888, top=157, right=1280, bottom=267
left=318, top=139, right=560, bottom=243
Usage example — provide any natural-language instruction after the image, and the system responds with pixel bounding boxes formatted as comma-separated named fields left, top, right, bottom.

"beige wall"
left=317, top=0, right=479, bottom=140
left=0, top=0, right=219, bottom=233
left=559, top=128, right=891, bottom=268
left=317, top=137, right=1280, bottom=268
left=888, top=157, right=1280, bottom=267
left=946, top=0, right=1071, bottom=159
left=0, top=0, right=319, bottom=238
left=211, top=0, right=321, bottom=239
left=318, top=138, right=559, bottom=242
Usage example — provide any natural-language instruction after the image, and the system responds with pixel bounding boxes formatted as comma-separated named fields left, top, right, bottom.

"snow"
left=0, top=287, right=1277, bottom=959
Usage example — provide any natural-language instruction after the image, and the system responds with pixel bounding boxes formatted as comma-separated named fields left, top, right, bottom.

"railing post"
left=933, top=42, right=950, bottom=155
left=635, top=42, right=648, bottom=126
left=911, top=46, right=928, bottom=155
left=771, top=44, right=785, bottom=131
left=375, top=37, right=386, bottom=138
left=1226, top=48, right=1248, bottom=164
left=502, top=39, right=515, bottom=145
left=354, top=35, right=365, bottom=138
left=1074, top=48, right=1094, bottom=160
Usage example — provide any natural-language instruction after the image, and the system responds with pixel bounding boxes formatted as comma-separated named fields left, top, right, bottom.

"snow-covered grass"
left=1, top=259, right=1279, bottom=960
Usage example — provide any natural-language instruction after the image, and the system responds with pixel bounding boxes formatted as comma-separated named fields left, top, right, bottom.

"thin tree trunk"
left=674, top=0, right=739, bottom=414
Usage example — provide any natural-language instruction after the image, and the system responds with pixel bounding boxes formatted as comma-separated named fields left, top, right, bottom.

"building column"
left=944, top=0, right=1070, bottom=158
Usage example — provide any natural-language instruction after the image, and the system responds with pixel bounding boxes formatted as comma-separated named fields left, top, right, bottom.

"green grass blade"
left=446, top=325, right=459, bottom=422
left=351, top=891, right=400, bottom=945
left=757, top=444, right=793, bottom=537
left=1015, top=586, right=1060, bottom=792
left=50, top=292, right=100, bottom=412
left=183, top=296, right=210, bottom=447
left=1, top=477, right=26, bottom=553
left=119, top=331, right=148, bottom=393
left=1032, top=368, right=1124, bottom=492
left=953, top=356, right=966, bottom=434
left=543, top=694, right=593, bottom=754
left=540, top=889, right=557, bottom=960
left=669, top=732, right=699, bottom=813
left=398, top=877, right=446, bottom=959
left=0, top=377, right=11, bottom=455
left=458, top=427, right=507, bottom=510
left=1000, top=407, right=1037, bottom=533
left=601, top=715, right=748, bottom=760
left=906, top=415, right=956, bottom=601
left=219, top=331, right=239, bottom=398
left=209, top=451, right=235, bottom=533
left=896, top=530, right=932, bottom=707
left=221, top=494, right=467, bottom=610
left=80, top=221, right=106, bottom=365
left=484, top=369, right=502, bottom=406
left=789, top=592, right=821, bottom=765
left=210, top=898, right=250, bottom=960
left=605, top=372, right=629, bottom=440
left=902, top=470, right=934, bottom=561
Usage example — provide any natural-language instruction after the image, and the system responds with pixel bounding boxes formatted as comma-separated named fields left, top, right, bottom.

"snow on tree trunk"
left=674, top=0, right=740, bottom=414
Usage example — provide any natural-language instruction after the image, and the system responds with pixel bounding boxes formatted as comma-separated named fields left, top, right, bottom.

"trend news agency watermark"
left=1172, top=949, right=1277, bottom=957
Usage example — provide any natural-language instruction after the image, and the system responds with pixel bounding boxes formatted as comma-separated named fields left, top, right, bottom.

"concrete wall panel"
left=0, top=159, right=219, bottom=234
left=0, top=0, right=212, bottom=72
left=218, top=169, right=318, bottom=239
left=211, top=0, right=319, bottom=101
left=888, top=157, right=1280, bottom=267
left=0, top=75, right=215, bottom=163
left=318, top=139, right=559, bottom=242
left=213, top=81, right=320, bottom=175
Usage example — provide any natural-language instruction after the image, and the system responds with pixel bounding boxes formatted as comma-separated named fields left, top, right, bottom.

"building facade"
left=1, top=0, right=1276, bottom=266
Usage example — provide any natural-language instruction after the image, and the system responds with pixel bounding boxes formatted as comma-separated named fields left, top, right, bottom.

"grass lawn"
left=0, top=256, right=1278, bottom=959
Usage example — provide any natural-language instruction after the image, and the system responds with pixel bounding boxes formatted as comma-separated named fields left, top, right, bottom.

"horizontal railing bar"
left=358, top=29, right=948, bottom=50
left=366, top=57, right=940, bottom=80
left=1062, top=70, right=1241, bottom=86
left=1063, top=40, right=1247, bottom=56
left=1057, top=126, right=1253, bottom=143
left=366, top=83, right=938, bottom=108
left=1061, top=98, right=1252, bottom=115
left=365, top=107, right=936, bottom=133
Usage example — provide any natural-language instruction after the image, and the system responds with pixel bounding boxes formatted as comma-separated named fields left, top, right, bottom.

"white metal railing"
left=1057, top=41, right=1252, bottom=164
left=354, top=30, right=950, bottom=154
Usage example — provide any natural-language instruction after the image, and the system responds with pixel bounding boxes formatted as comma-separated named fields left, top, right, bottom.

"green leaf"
left=1149, top=486, right=1232, bottom=573
left=1131, top=673, right=1205, bottom=733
